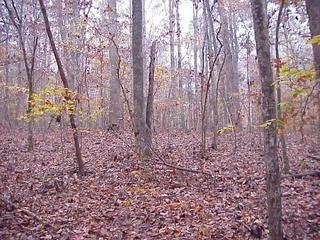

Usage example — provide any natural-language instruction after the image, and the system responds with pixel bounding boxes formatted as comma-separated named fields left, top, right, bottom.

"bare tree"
left=38, top=0, right=85, bottom=176
left=3, top=0, right=38, bottom=151
left=251, top=0, right=283, bottom=239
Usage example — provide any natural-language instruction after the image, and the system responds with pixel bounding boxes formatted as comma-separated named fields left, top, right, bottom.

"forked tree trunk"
left=251, top=0, right=283, bottom=239
left=4, top=0, right=37, bottom=151
left=38, top=0, right=85, bottom=176
left=204, top=0, right=219, bottom=150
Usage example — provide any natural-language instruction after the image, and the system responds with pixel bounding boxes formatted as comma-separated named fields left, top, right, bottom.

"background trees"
left=0, top=0, right=319, bottom=239
left=1, top=0, right=318, bottom=141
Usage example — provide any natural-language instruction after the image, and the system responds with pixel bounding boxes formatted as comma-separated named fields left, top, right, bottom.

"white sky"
left=94, top=0, right=194, bottom=38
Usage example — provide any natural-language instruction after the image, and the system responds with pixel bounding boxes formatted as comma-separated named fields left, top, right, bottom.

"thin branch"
left=0, top=197, right=57, bottom=232
left=94, top=27, right=135, bottom=131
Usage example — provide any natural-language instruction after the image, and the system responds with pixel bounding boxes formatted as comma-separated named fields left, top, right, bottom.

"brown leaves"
left=273, top=58, right=286, bottom=68
left=0, top=130, right=319, bottom=239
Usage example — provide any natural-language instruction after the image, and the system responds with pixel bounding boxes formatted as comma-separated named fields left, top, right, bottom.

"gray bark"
left=108, top=0, right=123, bottom=127
left=175, top=0, right=185, bottom=128
left=192, top=2, right=199, bottom=129
left=250, top=0, right=283, bottom=239
left=305, top=0, right=320, bottom=146
left=275, top=0, right=289, bottom=173
left=132, top=0, right=149, bottom=156
left=145, top=41, right=156, bottom=149
left=204, top=0, right=218, bottom=150
left=168, top=0, right=176, bottom=99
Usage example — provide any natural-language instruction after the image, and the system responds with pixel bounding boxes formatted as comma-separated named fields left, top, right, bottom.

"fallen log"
left=307, top=154, right=320, bottom=161
left=282, top=170, right=320, bottom=179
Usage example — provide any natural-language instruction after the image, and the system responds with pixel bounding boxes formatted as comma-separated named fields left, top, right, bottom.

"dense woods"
left=0, top=0, right=319, bottom=239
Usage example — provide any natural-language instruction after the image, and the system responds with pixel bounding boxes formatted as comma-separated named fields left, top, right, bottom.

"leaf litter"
left=0, top=128, right=319, bottom=239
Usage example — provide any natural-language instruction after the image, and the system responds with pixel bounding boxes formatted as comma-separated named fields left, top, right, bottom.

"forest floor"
left=0, top=128, right=319, bottom=240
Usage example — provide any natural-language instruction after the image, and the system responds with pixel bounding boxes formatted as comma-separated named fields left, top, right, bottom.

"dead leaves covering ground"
left=0, top=128, right=319, bottom=239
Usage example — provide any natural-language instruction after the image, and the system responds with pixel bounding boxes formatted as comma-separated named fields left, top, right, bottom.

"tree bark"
left=168, top=0, right=176, bottom=100
left=132, top=0, right=149, bottom=156
left=175, top=0, right=185, bottom=129
left=204, top=0, right=219, bottom=150
left=305, top=0, right=320, bottom=146
left=38, top=0, right=85, bottom=176
left=250, top=0, right=283, bottom=239
left=146, top=41, right=156, bottom=149
left=275, top=0, right=290, bottom=173
left=108, top=0, right=123, bottom=128
left=192, top=2, right=199, bottom=130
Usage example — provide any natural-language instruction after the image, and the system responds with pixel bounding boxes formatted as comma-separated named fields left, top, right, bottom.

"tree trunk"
left=3, top=0, right=36, bottom=151
left=175, top=0, right=185, bottom=129
left=70, top=0, right=80, bottom=91
left=192, top=1, right=199, bottom=130
left=204, top=0, right=219, bottom=150
left=38, top=0, right=85, bottom=176
left=275, top=0, right=290, bottom=174
left=132, top=0, right=149, bottom=156
left=146, top=41, right=156, bottom=149
left=251, top=0, right=283, bottom=239
left=4, top=26, right=11, bottom=129
left=217, top=1, right=235, bottom=127
left=108, top=0, right=123, bottom=128
left=305, top=0, right=320, bottom=146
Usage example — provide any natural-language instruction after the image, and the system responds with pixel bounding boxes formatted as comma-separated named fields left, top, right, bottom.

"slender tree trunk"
left=146, top=41, right=156, bottom=149
left=229, top=9, right=241, bottom=127
left=168, top=0, right=176, bottom=99
left=217, top=1, right=234, bottom=126
left=38, top=0, right=85, bottom=176
left=4, top=27, right=11, bottom=129
left=251, top=1, right=283, bottom=239
left=200, top=18, right=207, bottom=155
left=192, top=1, right=199, bottom=129
left=70, top=0, right=80, bottom=91
left=305, top=0, right=320, bottom=146
left=4, top=0, right=37, bottom=151
left=175, top=0, right=185, bottom=129
left=204, top=0, right=219, bottom=150
left=167, top=0, right=176, bottom=128
left=108, top=0, right=123, bottom=128
left=275, top=0, right=290, bottom=173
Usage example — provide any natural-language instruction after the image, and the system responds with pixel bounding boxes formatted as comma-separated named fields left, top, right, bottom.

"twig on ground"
left=0, top=197, right=58, bottom=232
left=307, top=154, right=320, bottom=161
left=282, top=170, right=320, bottom=179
